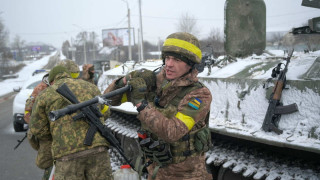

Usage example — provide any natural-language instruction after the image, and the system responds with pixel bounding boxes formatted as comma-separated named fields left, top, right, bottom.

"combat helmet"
left=57, top=59, right=80, bottom=78
left=48, top=65, right=70, bottom=83
left=162, top=32, right=202, bottom=66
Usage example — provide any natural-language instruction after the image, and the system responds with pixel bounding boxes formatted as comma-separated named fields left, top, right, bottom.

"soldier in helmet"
left=81, top=64, right=95, bottom=84
left=25, top=59, right=81, bottom=180
left=25, top=59, right=80, bottom=124
left=30, top=65, right=112, bottom=180
left=57, top=59, right=80, bottom=79
left=104, top=32, right=212, bottom=179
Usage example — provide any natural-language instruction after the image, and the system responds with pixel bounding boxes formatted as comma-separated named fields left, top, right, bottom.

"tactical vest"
left=139, top=81, right=211, bottom=168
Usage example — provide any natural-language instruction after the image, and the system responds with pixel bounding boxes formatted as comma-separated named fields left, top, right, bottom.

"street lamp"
left=73, top=24, right=87, bottom=64
left=121, top=0, right=132, bottom=61
left=138, top=0, right=144, bottom=62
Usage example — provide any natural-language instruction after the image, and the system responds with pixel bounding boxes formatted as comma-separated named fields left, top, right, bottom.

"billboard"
left=102, top=28, right=134, bottom=47
left=32, top=46, right=41, bottom=51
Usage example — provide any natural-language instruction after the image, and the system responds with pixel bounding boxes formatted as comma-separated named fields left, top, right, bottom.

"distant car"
left=12, top=72, right=46, bottom=132
left=32, top=69, right=49, bottom=76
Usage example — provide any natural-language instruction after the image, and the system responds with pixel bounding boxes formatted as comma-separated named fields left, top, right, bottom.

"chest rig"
left=137, top=81, right=211, bottom=173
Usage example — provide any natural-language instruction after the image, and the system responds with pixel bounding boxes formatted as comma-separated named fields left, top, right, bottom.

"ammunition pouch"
left=140, top=138, right=173, bottom=167
left=194, top=126, right=211, bottom=152
left=139, top=126, right=212, bottom=167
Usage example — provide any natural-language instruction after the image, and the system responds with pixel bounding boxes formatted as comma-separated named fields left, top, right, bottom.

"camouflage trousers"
left=54, top=148, right=113, bottom=180
left=146, top=154, right=212, bottom=180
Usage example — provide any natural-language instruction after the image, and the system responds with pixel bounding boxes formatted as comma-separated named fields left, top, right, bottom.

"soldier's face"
left=164, top=56, right=191, bottom=80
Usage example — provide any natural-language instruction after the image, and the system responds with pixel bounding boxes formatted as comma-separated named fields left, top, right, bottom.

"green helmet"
left=48, top=65, right=69, bottom=83
left=57, top=59, right=80, bottom=78
left=162, top=32, right=202, bottom=65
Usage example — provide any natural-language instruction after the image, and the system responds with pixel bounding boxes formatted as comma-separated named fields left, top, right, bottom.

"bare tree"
left=0, top=15, right=9, bottom=51
left=201, top=27, right=224, bottom=57
left=61, top=40, right=71, bottom=59
left=176, top=12, right=199, bottom=37
left=11, top=35, right=25, bottom=61
left=270, top=32, right=284, bottom=49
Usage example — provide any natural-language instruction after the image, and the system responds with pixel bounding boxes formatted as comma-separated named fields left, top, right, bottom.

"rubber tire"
left=304, top=27, right=311, bottom=34
left=13, top=114, right=24, bottom=132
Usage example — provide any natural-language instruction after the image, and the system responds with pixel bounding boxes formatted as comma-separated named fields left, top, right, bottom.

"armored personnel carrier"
left=292, top=16, right=320, bottom=35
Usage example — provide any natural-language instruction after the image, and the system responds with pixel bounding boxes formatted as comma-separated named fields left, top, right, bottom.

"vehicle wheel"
left=13, top=114, right=24, bottom=132
left=304, top=27, right=311, bottom=34
left=13, top=121, right=24, bottom=132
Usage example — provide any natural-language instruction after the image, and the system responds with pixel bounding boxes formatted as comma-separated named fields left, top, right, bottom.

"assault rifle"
left=49, top=84, right=134, bottom=168
left=261, top=49, right=299, bottom=134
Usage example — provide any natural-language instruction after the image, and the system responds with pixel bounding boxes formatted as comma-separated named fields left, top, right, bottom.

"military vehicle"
left=98, top=0, right=320, bottom=179
left=292, top=16, right=320, bottom=34
left=292, top=0, right=320, bottom=35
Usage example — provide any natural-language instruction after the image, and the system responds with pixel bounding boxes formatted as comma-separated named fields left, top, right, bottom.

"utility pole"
left=158, top=37, right=162, bottom=59
left=121, top=0, right=132, bottom=61
left=138, top=0, right=144, bottom=62
left=83, top=32, right=87, bottom=64
left=92, top=32, right=96, bottom=60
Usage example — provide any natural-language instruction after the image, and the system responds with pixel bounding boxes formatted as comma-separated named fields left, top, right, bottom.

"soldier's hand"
left=117, top=69, right=156, bottom=88
left=128, top=77, right=147, bottom=105
left=133, top=69, right=156, bottom=88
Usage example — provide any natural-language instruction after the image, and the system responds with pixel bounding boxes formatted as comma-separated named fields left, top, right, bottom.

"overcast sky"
left=1, top=0, right=319, bottom=48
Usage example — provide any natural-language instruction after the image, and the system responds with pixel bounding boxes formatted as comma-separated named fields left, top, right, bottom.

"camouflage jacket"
left=24, top=81, right=48, bottom=124
left=138, top=68, right=212, bottom=142
left=30, top=72, right=109, bottom=159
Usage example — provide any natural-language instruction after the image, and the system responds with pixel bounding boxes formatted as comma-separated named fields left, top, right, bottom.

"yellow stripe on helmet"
left=163, top=38, right=202, bottom=60
left=100, top=105, right=109, bottom=114
left=175, top=112, right=195, bottom=130
left=70, top=72, right=80, bottom=79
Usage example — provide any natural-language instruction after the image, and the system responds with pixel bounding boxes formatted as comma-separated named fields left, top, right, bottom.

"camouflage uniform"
left=26, top=60, right=80, bottom=180
left=30, top=67, right=112, bottom=180
left=82, top=64, right=95, bottom=84
left=105, top=32, right=213, bottom=180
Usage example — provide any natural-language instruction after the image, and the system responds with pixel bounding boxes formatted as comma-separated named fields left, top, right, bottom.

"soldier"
left=25, top=59, right=80, bottom=180
left=82, top=64, right=95, bottom=84
left=29, top=65, right=112, bottom=180
left=104, top=32, right=213, bottom=180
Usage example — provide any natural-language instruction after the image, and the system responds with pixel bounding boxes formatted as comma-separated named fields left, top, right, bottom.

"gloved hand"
left=117, top=69, right=156, bottom=88
left=133, top=69, right=156, bottom=88
left=128, top=77, right=147, bottom=105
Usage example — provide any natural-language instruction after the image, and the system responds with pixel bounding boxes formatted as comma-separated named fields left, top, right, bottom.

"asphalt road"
left=0, top=92, right=43, bottom=180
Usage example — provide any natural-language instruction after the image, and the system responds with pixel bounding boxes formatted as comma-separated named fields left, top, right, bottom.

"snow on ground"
left=0, top=51, right=58, bottom=97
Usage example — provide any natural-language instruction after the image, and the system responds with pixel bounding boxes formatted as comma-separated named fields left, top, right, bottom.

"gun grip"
left=84, top=125, right=98, bottom=146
